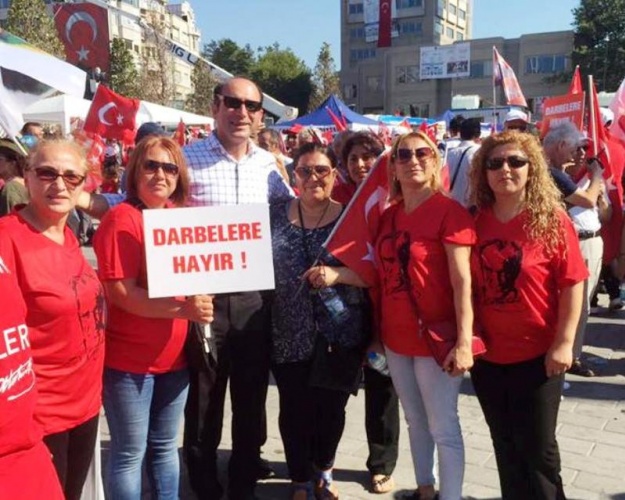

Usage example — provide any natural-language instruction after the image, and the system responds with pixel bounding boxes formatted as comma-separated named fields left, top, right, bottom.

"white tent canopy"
left=23, top=94, right=214, bottom=135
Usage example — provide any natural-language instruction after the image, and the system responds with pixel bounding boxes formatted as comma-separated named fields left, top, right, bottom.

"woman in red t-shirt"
left=375, top=131, right=476, bottom=500
left=468, top=131, right=587, bottom=499
left=0, top=139, right=106, bottom=500
left=93, top=136, right=213, bottom=499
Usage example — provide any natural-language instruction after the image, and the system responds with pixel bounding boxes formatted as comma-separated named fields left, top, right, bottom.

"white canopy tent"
left=23, top=94, right=214, bottom=135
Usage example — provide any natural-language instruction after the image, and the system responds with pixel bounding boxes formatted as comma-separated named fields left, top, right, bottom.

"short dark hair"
left=213, top=77, right=264, bottom=107
left=449, top=115, right=465, bottom=135
left=460, top=118, right=481, bottom=141
left=292, top=142, right=337, bottom=170
left=341, top=131, right=384, bottom=169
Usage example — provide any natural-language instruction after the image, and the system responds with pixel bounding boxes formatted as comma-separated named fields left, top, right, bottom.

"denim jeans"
left=385, top=348, right=464, bottom=500
left=103, top=368, right=189, bottom=500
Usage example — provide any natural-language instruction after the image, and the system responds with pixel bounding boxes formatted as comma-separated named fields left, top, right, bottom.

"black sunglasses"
left=485, top=155, right=529, bottom=171
left=294, top=165, right=333, bottom=179
left=32, top=167, right=86, bottom=187
left=144, top=159, right=179, bottom=176
left=395, top=147, right=433, bottom=162
left=217, top=94, right=263, bottom=113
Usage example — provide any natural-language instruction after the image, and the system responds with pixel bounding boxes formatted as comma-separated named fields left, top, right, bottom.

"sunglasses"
left=485, top=155, right=529, bottom=171
left=144, top=159, right=179, bottom=176
left=217, top=94, right=263, bottom=113
left=294, top=165, right=333, bottom=179
left=395, top=147, right=433, bottom=162
left=32, top=167, right=86, bottom=187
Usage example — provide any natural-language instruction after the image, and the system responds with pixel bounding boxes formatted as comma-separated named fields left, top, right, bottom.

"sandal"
left=371, top=474, right=395, bottom=494
left=314, top=470, right=339, bottom=500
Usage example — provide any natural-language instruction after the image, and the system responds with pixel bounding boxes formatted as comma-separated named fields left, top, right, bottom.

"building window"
left=470, top=60, right=493, bottom=79
left=367, top=76, right=382, bottom=92
left=525, top=54, right=568, bottom=74
left=396, top=0, right=422, bottom=8
left=396, top=65, right=418, bottom=84
left=344, top=84, right=358, bottom=99
left=448, top=4, right=457, bottom=15
left=436, top=0, right=445, bottom=17
left=120, top=0, right=140, bottom=7
left=446, top=27, right=454, bottom=38
left=350, top=48, right=377, bottom=62
left=458, top=8, right=466, bottom=20
left=350, top=27, right=365, bottom=40
left=456, top=32, right=464, bottom=41
left=348, top=2, right=364, bottom=15
left=434, top=19, right=443, bottom=34
left=400, top=21, right=423, bottom=35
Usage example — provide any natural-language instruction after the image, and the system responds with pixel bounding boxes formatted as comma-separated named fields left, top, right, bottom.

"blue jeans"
left=385, top=348, right=464, bottom=500
left=103, top=368, right=189, bottom=500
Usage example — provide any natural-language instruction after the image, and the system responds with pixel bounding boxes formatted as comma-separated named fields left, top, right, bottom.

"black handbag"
left=309, top=335, right=364, bottom=395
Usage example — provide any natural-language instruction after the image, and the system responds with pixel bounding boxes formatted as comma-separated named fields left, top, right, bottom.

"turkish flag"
left=83, top=85, right=139, bottom=144
left=54, top=3, right=110, bottom=73
left=324, top=153, right=391, bottom=286
left=493, top=47, right=527, bottom=108
left=173, top=119, right=186, bottom=146
left=378, top=0, right=392, bottom=48
left=568, top=65, right=582, bottom=95
left=326, top=107, right=347, bottom=132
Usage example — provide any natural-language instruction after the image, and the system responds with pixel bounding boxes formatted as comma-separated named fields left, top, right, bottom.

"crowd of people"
left=0, top=75, right=623, bottom=500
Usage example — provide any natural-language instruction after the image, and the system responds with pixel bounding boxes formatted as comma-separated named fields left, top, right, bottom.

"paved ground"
left=86, top=248, right=625, bottom=499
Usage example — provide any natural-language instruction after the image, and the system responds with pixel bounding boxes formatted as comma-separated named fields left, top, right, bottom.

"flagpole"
left=588, top=75, right=599, bottom=157
left=492, top=46, right=497, bottom=132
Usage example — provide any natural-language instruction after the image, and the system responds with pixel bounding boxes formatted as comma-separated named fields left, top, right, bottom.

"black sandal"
left=371, top=474, right=395, bottom=494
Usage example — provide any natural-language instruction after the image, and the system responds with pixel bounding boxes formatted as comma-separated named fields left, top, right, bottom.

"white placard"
left=143, top=204, right=274, bottom=298
left=420, top=43, right=471, bottom=80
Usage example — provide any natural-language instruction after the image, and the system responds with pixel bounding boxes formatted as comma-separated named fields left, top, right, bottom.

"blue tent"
left=275, top=94, right=379, bottom=129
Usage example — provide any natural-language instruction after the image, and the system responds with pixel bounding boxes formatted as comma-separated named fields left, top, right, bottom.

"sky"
left=187, top=0, right=579, bottom=71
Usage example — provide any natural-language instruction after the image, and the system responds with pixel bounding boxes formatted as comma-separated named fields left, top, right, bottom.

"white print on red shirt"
left=0, top=256, right=9, bottom=274
left=0, top=358, right=34, bottom=401
left=0, top=323, right=35, bottom=401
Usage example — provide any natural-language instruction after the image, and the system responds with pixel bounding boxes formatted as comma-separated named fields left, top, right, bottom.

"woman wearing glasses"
left=375, top=131, right=475, bottom=500
left=0, top=139, right=105, bottom=500
left=269, top=142, right=369, bottom=500
left=93, top=136, right=214, bottom=499
left=468, top=132, right=586, bottom=499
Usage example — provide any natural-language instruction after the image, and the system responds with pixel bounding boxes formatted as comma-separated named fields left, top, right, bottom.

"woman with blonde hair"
left=468, top=131, right=587, bottom=499
left=374, top=131, right=476, bottom=500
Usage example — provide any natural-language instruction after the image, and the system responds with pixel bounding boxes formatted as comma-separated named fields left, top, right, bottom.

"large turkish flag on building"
left=83, top=85, right=139, bottom=144
left=54, top=3, right=110, bottom=73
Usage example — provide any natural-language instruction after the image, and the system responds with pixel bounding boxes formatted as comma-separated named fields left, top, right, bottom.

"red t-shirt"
left=0, top=212, right=105, bottom=436
left=375, top=193, right=477, bottom=356
left=472, top=208, right=588, bottom=364
left=93, top=202, right=187, bottom=374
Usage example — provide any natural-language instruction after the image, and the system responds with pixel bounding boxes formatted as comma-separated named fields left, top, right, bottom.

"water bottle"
left=367, top=352, right=390, bottom=376
left=316, top=287, right=350, bottom=325
left=620, top=282, right=625, bottom=302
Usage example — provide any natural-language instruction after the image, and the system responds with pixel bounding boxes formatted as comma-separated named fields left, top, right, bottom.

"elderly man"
left=183, top=77, right=293, bottom=500
left=543, top=122, right=605, bottom=377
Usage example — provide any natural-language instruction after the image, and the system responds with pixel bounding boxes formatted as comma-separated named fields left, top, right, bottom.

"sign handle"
left=202, top=323, right=211, bottom=353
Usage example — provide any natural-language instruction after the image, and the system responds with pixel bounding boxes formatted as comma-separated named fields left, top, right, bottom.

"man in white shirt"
left=446, top=117, right=481, bottom=206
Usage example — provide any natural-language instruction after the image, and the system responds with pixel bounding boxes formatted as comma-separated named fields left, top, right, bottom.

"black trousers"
left=43, top=413, right=100, bottom=500
left=183, top=292, right=271, bottom=499
left=272, top=360, right=351, bottom=483
left=470, top=356, right=566, bottom=500
left=363, top=365, right=399, bottom=476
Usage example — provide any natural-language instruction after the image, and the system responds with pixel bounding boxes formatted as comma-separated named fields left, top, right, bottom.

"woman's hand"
left=302, top=265, right=339, bottom=288
left=443, top=342, right=474, bottom=377
left=545, top=340, right=573, bottom=377
left=180, top=295, right=214, bottom=324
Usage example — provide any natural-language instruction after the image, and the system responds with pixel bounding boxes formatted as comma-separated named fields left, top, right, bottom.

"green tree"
left=6, top=0, right=65, bottom=59
left=204, top=39, right=255, bottom=77
left=108, top=39, right=140, bottom=98
left=186, top=61, right=218, bottom=115
left=252, top=43, right=313, bottom=116
left=572, top=0, right=625, bottom=91
left=309, top=42, right=341, bottom=111
left=136, top=13, right=175, bottom=105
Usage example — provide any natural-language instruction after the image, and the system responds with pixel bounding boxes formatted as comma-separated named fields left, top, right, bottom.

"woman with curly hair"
left=468, top=131, right=587, bottom=500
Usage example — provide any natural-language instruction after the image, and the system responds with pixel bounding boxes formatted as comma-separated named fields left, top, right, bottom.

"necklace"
left=297, top=199, right=332, bottom=230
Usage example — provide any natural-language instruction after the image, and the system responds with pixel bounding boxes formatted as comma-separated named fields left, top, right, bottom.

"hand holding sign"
left=179, top=295, right=214, bottom=324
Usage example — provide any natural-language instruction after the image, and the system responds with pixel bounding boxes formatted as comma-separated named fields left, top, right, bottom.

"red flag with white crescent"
left=83, top=85, right=139, bottom=144
left=54, top=3, right=110, bottom=73
left=493, top=47, right=527, bottom=108
left=324, top=153, right=391, bottom=286
left=378, top=0, right=392, bottom=48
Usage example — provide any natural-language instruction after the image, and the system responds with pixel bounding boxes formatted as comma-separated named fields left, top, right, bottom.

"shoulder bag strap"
left=449, top=146, right=471, bottom=192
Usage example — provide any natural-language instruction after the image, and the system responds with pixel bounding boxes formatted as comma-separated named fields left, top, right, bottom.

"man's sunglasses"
left=144, top=159, right=180, bottom=176
left=395, top=147, right=433, bottom=162
left=32, top=167, right=86, bottom=187
left=217, top=94, right=263, bottom=113
left=294, top=165, right=333, bottom=179
left=485, top=155, right=529, bottom=171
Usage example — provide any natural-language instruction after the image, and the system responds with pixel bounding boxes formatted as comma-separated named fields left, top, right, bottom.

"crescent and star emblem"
left=65, top=11, right=98, bottom=62
left=381, top=1, right=390, bottom=14
left=98, top=102, right=117, bottom=126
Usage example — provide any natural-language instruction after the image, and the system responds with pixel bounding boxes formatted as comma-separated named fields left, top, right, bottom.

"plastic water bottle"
left=367, top=352, right=390, bottom=376
left=620, top=282, right=625, bottom=302
left=316, top=287, right=350, bottom=324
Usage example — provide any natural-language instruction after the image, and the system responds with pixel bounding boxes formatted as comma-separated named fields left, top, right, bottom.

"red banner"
left=539, top=93, right=585, bottom=138
left=378, top=0, right=392, bottom=48
left=493, top=47, right=527, bottom=108
left=83, top=85, right=139, bottom=144
left=54, top=3, right=110, bottom=73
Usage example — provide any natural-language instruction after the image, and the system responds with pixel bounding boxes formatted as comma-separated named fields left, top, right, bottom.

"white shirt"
left=446, top=140, right=480, bottom=207
left=568, top=176, right=607, bottom=232
left=184, top=132, right=293, bottom=207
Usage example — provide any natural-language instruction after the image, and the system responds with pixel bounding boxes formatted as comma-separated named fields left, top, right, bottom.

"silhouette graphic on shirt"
left=379, top=229, right=411, bottom=295
left=477, top=239, right=522, bottom=304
